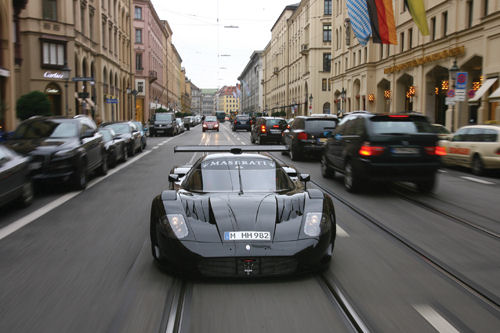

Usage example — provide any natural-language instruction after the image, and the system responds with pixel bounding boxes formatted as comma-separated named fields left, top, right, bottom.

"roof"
left=270, top=4, right=299, bottom=32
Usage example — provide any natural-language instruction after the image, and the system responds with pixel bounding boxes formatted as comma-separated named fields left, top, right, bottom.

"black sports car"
left=150, top=145, right=336, bottom=277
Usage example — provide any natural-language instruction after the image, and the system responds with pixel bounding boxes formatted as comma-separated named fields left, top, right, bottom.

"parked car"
left=439, top=124, right=500, bottom=175
left=149, top=112, right=176, bottom=136
left=131, top=121, right=147, bottom=149
left=250, top=117, right=288, bottom=144
left=282, top=115, right=338, bottom=160
left=202, top=116, right=219, bottom=132
left=101, top=122, right=142, bottom=156
left=321, top=112, right=443, bottom=193
left=183, top=117, right=192, bottom=131
left=232, top=115, right=251, bottom=131
left=98, top=128, right=127, bottom=168
left=431, top=124, right=453, bottom=140
left=176, top=118, right=185, bottom=133
left=0, top=144, right=33, bottom=208
left=5, top=116, right=107, bottom=190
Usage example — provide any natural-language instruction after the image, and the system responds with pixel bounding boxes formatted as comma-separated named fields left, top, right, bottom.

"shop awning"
left=488, top=86, right=500, bottom=101
left=469, top=78, right=497, bottom=102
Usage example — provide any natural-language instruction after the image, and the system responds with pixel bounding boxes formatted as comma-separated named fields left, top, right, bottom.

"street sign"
left=72, top=77, right=95, bottom=82
left=455, top=90, right=466, bottom=101
left=445, top=97, right=456, bottom=106
left=447, top=89, right=455, bottom=98
left=455, top=72, right=468, bottom=90
left=468, top=89, right=476, bottom=99
left=78, top=92, right=89, bottom=99
left=105, top=98, right=118, bottom=104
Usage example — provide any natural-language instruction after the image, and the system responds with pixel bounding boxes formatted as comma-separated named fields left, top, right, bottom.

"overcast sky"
left=151, top=0, right=296, bottom=89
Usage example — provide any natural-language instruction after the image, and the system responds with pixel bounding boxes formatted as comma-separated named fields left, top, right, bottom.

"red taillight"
left=359, top=142, right=385, bottom=156
left=272, top=125, right=280, bottom=128
left=297, top=132, right=308, bottom=140
left=287, top=124, right=290, bottom=129
left=425, top=146, right=446, bottom=156
left=234, top=120, right=237, bottom=124
left=496, top=148, right=500, bottom=155
left=260, top=125, right=266, bottom=133
left=389, top=115, right=409, bottom=118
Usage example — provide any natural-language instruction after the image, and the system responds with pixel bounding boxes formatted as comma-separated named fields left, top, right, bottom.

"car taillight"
left=389, top=115, right=409, bottom=118
left=272, top=125, right=280, bottom=128
left=425, top=146, right=446, bottom=156
left=297, top=132, right=308, bottom=140
left=287, top=125, right=290, bottom=129
left=359, top=142, right=385, bottom=156
left=496, top=148, right=500, bottom=155
left=260, top=125, right=267, bottom=133
left=234, top=120, right=237, bottom=124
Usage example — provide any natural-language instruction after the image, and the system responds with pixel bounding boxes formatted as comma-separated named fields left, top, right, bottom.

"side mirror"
left=168, top=174, right=179, bottom=183
left=81, top=129, right=95, bottom=139
left=299, top=173, right=310, bottom=189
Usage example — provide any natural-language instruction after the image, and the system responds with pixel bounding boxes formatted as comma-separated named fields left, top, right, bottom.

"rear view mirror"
left=168, top=174, right=179, bottom=183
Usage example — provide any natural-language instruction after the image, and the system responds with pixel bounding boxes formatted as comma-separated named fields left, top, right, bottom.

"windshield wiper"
left=237, top=164, right=244, bottom=195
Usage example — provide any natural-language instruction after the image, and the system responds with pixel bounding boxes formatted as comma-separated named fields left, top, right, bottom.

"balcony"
left=273, top=67, right=279, bottom=75
left=300, top=44, right=309, bottom=55
left=149, top=70, right=157, bottom=83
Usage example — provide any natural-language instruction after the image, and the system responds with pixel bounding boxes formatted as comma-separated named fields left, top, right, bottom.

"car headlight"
left=163, top=214, right=188, bottom=239
left=304, top=212, right=323, bottom=237
left=54, top=149, right=76, bottom=158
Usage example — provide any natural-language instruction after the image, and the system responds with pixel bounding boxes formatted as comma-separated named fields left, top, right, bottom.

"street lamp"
left=62, top=62, right=71, bottom=116
left=448, top=60, right=459, bottom=131
left=309, top=94, right=313, bottom=115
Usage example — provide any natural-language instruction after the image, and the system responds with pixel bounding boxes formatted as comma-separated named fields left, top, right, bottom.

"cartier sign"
left=44, top=71, right=64, bottom=79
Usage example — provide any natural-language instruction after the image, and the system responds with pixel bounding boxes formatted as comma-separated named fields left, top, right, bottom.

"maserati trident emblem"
left=245, top=244, right=251, bottom=251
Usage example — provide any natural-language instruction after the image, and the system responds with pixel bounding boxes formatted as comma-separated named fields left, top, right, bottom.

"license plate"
left=392, top=147, right=419, bottom=155
left=224, top=231, right=271, bottom=241
left=318, top=138, right=328, bottom=143
left=240, top=121, right=246, bottom=124
left=270, top=130, right=281, bottom=134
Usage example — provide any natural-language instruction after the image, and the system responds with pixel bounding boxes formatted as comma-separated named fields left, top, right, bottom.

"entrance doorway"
left=45, top=83, right=62, bottom=116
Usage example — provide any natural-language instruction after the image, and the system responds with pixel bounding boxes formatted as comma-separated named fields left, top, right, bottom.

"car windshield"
left=13, top=120, right=77, bottom=139
left=99, top=130, right=113, bottom=142
left=305, top=119, right=337, bottom=131
left=370, top=117, right=433, bottom=134
left=155, top=113, right=173, bottom=121
left=205, top=116, right=217, bottom=122
left=132, top=122, right=143, bottom=131
left=183, top=156, right=294, bottom=193
left=106, top=123, right=130, bottom=134
left=266, top=119, right=287, bottom=127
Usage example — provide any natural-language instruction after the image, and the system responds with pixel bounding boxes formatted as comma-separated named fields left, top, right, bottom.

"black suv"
left=232, top=115, right=251, bottom=131
left=282, top=115, right=338, bottom=160
left=321, top=112, right=441, bottom=193
left=149, top=112, right=176, bottom=136
left=5, top=116, right=107, bottom=190
left=250, top=117, right=287, bottom=144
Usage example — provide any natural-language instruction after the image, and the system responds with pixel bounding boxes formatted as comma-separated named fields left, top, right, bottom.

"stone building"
left=190, top=82, right=201, bottom=115
left=238, top=51, right=263, bottom=115
left=201, top=88, right=217, bottom=116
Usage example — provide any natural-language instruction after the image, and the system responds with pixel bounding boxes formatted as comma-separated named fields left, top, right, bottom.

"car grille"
left=197, top=257, right=298, bottom=277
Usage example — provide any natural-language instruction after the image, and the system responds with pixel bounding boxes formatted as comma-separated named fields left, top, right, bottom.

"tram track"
left=160, top=279, right=191, bottom=333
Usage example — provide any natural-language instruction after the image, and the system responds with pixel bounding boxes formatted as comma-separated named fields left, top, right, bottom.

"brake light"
left=359, top=142, right=385, bottom=156
left=496, top=148, right=500, bottom=155
left=234, top=120, right=237, bottom=124
left=297, top=132, right=308, bottom=140
left=425, top=146, right=446, bottom=156
left=389, top=115, right=409, bottom=118
left=272, top=125, right=280, bottom=128
left=287, top=125, right=290, bottom=129
left=260, top=125, right=266, bottom=133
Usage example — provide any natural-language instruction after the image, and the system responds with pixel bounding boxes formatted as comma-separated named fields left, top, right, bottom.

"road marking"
left=152, top=146, right=159, bottom=150
left=460, top=176, right=494, bottom=185
left=336, top=225, right=350, bottom=237
left=0, top=134, right=181, bottom=240
left=413, top=305, right=460, bottom=333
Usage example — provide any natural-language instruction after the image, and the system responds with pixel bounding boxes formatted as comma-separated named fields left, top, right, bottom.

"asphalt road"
left=0, top=123, right=499, bottom=332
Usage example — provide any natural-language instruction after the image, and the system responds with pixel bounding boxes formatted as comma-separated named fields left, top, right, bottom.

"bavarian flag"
left=405, top=0, right=429, bottom=35
left=366, top=0, right=397, bottom=44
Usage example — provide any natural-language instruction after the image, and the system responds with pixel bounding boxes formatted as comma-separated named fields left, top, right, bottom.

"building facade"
left=201, top=88, right=217, bottom=116
left=216, top=85, right=240, bottom=116
left=238, top=51, right=263, bottom=115
left=190, top=82, right=201, bottom=115
left=133, top=0, right=168, bottom=123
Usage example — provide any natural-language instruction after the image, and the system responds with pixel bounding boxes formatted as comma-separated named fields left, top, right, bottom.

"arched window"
left=323, top=102, right=331, bottom=114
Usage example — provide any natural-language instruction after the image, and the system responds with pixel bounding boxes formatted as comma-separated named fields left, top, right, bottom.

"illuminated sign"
left=43, top=71, right=64, bottom=79
left=45, top=88, right=60, bottom=94
left=384, top=46, right=465, bottom=74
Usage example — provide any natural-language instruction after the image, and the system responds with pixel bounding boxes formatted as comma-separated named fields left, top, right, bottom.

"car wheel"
left=122, top=146, right=128, bottom=162
left=17, top=180, right=34, bottom=207
left=72, top=161, right=88, bottom=190
left=472, top=155, right=484, bottom=176
left=98, top=153, right=108, bottom=176
left=416, top=175, right=436, bottom=193
left=128, top=143, right=135, bottom=157
left=151, top=219, right=169, bottom=271
left=344, top=160, right=361, bottom=193
left=289, top=146, right=300, bottom=161
left=251, top=134, right=255, bottom=144
left=109, top=152, right=117, bottom=168
left=321, top=155, right=335, bottom=178
left=202, top=129, right=206, bottom=132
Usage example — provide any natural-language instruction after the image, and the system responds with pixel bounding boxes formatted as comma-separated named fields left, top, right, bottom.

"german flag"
left=366, top=0, right=397, bottom=44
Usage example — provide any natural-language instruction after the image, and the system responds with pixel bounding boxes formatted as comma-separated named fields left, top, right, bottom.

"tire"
left=17, top=180, right=34, bottom=207
left=251, top=134, right=255, bottom=144
left=289, top=145, right=300, bottom=161
left=202, top=129, right=206, bottom=133
left=217, top=129, right=219, bottom=132
left=98, top=153, right=108, bottom=176
left=344, top=160, right=361, bottom=193
left=128, top=143, right=135, bottom=157
left=321, top=155, right=335, bottom=178
left=416, top=175, right=436, bottom=193
left=109, top=152, right=117, bottom=168
left=472, top=155, right=484, bottom=176
left=72, top=161, right=88, bottom=190
left=121, top=146, right=128, bottom=162
left=151, top=219, right=169, bottom=271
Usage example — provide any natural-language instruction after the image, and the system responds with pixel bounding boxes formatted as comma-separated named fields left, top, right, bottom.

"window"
left=400, top=32, right=405, bottom=52
left=323, top=53, right=331, bottom=72
left=442, top=11, right=448, bottom=37
left=80, top=5, right=85, bottom=36
left=401, top=0, right=407, bottom=12
left=42, top=40, right=65, bottom=67
left=483, top=0, right=488, bottom=16
left=102, top=23, right=106, bottom=47
left=135, top=29, right=142, bottom=44
left=134, top=6, right=142, bottom=20
left=43, top=0, right=58, bottom=21
left=408, top=28, right=413, bottom=49
left=323, top=24, right=332, bottom=42
left=109, top=26, right=112, bottom=51
left=89, top=11, right=94, bottom=40
left=336, top=0, right=340, bottom=15
left=467, top=1, right=473, bottom=28
left=379, top=44, right=383, bottom=60
left=364, top=47, right=367, bottom=63
left=322, top=79, right=327, bottom=91
left=430, top=17, right=436, bottom=41
left=324, top=0, right=332, bottom=15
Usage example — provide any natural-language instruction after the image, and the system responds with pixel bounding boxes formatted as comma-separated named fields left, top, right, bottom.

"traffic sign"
left=455, top=90, right=466, bottom=101
left=455, top=72, right=468, bottom=90
left=105, top=98, right=118, bottom=104
left=445, top=97, right=456, bottom=106
left=468, top=90, right=476, bottom=99
left=447, top=89, right=455, bottom=98
left=72, top=77, right=95, bottom=82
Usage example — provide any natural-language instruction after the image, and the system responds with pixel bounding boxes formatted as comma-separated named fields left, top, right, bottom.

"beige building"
left=263, top=1, right=334, bottom=117
left=330, top=0, right=500, bottom=129
left=15, top=0, right=133, bottom=124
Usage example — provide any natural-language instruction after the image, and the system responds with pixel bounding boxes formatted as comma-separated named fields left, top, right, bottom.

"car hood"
left=179, top=192, right=307, bottom=242
left=5, top=137, right=78, bottom=155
